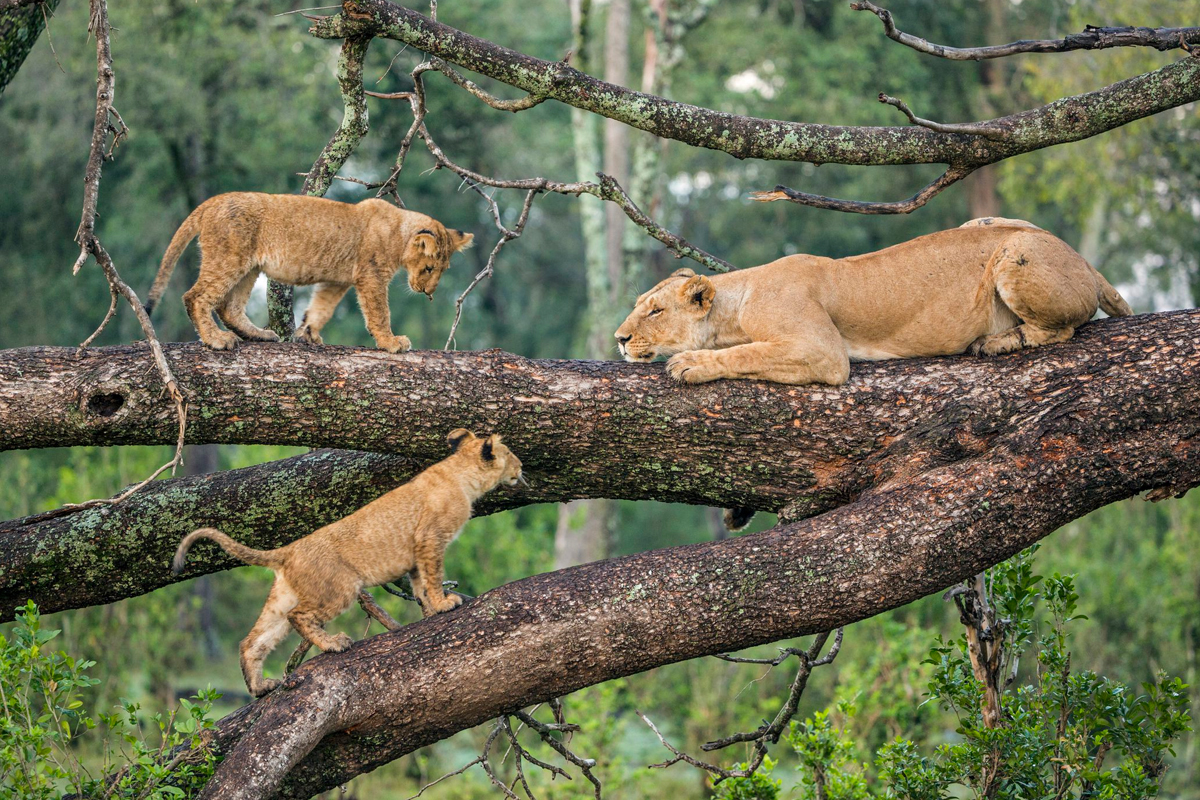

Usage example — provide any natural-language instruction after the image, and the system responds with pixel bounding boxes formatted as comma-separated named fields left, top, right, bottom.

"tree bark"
left=189, top=319, right=1198, bottom=797
left=2, top=311, right=1197, bottom=621
left=0, top=0, right=58, bottom=96
left=312, top=0, right=1200, bottom=169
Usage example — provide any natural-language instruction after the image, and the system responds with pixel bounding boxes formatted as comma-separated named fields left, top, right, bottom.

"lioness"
left=171, top=429, right=523, bottom=697
left=615, top=218, right=1131, bottom=385
left=146, top=192, right=473, bottom=352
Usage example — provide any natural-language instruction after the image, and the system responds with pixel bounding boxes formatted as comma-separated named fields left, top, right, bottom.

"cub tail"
left=172, top=527, right=282, bottom=575
left=1094, top=270, right=1132, bottom=318
left=146, top=203, right=206, bottom=316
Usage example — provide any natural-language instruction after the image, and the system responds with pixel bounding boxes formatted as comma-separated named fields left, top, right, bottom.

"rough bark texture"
left=189, top=305, right=1199, bottom=797
left=0, top=0, right=57, bottom=96
left=2, top=311, right=1197, bottom=622
left=313, top=0, right=1200, bottom=168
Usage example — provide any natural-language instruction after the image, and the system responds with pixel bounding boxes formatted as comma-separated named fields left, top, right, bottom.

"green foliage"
left=713, top=757, right=781, bottom=800
left=0, top=602, right=220, bottom=799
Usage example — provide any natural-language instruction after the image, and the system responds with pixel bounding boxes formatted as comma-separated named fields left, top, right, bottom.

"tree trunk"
left=0, top=0, right=59, bottom=96
left=2, top=311, right=1197, bottom=620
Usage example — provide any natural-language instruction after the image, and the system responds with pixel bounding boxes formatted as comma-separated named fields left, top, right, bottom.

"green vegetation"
left=0, top=0, right=1197, bottom=797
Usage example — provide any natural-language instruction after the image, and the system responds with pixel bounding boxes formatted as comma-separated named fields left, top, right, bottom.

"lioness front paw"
left=377, top=335, right=412, bottom=354
left=667, top=351, right=720, bottom=384
left=203, top=330, right=241, bottom=351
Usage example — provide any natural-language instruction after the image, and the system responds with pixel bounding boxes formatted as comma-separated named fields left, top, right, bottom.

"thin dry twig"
left=851, top=1, right=1200, bottom=59
left=750, top=166, right=973, bottom=215
left=639, top=628, right=843, bottom=785
left=879, top=93, right=1009, bottom=140
left=68, top=0, right=187, bottom=513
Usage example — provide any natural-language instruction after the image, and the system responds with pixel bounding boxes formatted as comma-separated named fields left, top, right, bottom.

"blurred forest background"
left=1, top=0, right=1198, bottom=796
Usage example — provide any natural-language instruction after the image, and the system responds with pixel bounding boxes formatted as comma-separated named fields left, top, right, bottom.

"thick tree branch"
left=190, top=350, right=1198, bottom=797
left=0, top=0, right=60, bottom=95
left=2, top=311, right=1198, bottom=621
left=310, top=0, right=1200, bottom=169
left=850, top=1, right=1200, bottom=61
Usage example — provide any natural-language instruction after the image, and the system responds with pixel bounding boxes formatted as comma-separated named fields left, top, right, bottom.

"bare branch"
left=851, top=1, right=1200, bottom=60
left=879, top=93, right=1009, bottom=140
left=750, top=166, right=972, bottom=215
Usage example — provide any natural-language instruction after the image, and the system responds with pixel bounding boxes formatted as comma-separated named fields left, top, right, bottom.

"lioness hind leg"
left=972, top=231, right=1099, bottom=357
left=219, top=270, right=279, bottom=342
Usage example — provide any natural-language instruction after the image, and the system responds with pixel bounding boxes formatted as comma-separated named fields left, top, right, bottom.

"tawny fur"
left=171, top=430, right=522, bottom=698
left=146, top=192, right=473, bottom=353
left=614, top=218, right=1132, bottom=386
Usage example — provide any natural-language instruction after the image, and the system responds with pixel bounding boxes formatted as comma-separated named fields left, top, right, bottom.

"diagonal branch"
left=850, top=1, right=1200, bottom=61
left=310, top=0, right=1200, bottom=169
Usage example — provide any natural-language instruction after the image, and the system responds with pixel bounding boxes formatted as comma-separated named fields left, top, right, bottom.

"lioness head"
left=447, top=428, right=525, bottom=488
left=406, top=226, right=474, bottom=298
left=614, top=268, right=715, bottom=362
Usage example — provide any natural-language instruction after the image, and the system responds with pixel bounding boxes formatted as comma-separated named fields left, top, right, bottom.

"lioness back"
left=615, top=221, right=1130, bottom=386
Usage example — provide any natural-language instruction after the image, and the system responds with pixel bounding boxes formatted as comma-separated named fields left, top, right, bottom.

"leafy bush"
left=0, top=601, right=220, bottom=799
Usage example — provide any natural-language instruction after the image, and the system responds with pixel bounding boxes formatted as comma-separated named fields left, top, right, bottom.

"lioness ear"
left=671, top=268, right=696, bottom=279
left=480, top=435, right=497, bottom=462
left=413, top=229, right=438, bottom=256
left=679, top=274, right=715, bottom=313
left=450, top=229, right=474, bottom=253
left=447, top=428, right=475, bottom=452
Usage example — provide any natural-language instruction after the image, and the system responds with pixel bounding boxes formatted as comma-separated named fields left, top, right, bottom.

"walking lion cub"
left=146, top=192, right=473, bottom=352
left=171, top=429, right=522, bottom=697
left=615, top=218, right=1131, bottom=385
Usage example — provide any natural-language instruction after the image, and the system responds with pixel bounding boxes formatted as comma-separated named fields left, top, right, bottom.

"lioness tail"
left=172, top=527, right=282, bottom=575
left=146, top=203, right=206, bottom=316
left=1094, top=271, right=1132, bottom=318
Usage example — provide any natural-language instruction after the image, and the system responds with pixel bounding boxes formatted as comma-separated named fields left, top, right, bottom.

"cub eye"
left=424, top=265, right=434, bottom=273
left=648, top=308, right=662, bottom=317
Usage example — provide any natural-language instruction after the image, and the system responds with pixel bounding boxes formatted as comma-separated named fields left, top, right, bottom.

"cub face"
left=406, top=226, right=474, bottom=298
left=446, top=428, right=525, bottom=487
left=614, top=268, right=715, bottom=362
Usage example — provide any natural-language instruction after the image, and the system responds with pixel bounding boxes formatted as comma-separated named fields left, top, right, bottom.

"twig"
left=68, top=0, right=187, bottom=513
left=879, top=93, right=1009, bottom=140
left=750, top=166, right=973, bottom=215
left=851, top=1, right=1200, bottom=59
left=639, top=628, right=843, bottom=785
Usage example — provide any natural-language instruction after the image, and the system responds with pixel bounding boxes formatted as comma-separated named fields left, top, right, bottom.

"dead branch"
left=850, top=1, right=1200, bottom=60
left=639, top=629, right=843, bottom=784
left=750, top=166, right=973, bottom=215
left=68, top=0, right=187, bottom=511
left=878, top=93, right=1009, bottom=140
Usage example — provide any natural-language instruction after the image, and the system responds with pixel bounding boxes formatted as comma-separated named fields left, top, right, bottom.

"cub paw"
left=667, top=351, right=716, bottom=384
left=203, top=331, right=241, bottom=351
left=325, top=633, right=354, bottom=653
left=433, top=593, right=463, bottom=614
left=378, top=335, right=412, bottom=354
left=295, top=325, right=324, bottom=345
left=251, top=678, right=280, bottom=697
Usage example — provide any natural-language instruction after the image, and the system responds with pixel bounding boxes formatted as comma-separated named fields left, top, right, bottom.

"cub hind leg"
left=296, top=282, right=351, bottom=345
left=184, top=252, right=256, bottom=350
left=969, top=231, right=1101, bottom=357
left=219, top=269, right=280, bottom=342
left=239, top=579, right=297, bottom=697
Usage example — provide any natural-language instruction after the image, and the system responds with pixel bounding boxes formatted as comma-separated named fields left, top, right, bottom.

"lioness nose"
left=616, top=333, right=631, bottom=345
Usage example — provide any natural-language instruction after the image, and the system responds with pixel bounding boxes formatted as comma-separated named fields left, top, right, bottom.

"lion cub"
left=171, top=429, right=522, bottom=697
left=146, top=192, right=473, bottom=352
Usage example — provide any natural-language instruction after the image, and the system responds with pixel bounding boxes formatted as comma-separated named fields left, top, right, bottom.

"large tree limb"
left=309, top=0, right=1200, bottom=168
left=2, top=311, right=1197, bottom=622
left=189, top=321, right=1198, bottom=797
left=0, top=0, right=59, bottom=96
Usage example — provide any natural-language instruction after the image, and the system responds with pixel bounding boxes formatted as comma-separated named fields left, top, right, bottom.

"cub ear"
left=413, top=229, right=438, bottom=256
left=450, top=229, right=475, bottom=253
left=678, top=274, right=715, bottom=313
left=670, top=268, right=696, bottom=279
left=447, top=428, right=475, bottom=452
left=480, top=434, right=498, bottom=462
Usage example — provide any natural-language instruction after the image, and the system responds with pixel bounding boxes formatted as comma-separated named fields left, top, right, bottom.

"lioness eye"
left=648, top=308, right=662, bottom=316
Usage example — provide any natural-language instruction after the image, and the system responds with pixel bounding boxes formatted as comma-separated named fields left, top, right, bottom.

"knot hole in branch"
left=86, top=391, right=126, bottom=418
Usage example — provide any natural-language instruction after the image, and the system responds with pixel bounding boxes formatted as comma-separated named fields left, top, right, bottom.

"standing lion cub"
left=615, top=218, right=1131, bottom=385
left=146, top=192, right=473, bottom=352
left=171, top=429, right=522, bottom=697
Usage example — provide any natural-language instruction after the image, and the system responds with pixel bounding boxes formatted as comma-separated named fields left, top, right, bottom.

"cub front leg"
left=354, top=276, right=411, bottom=354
